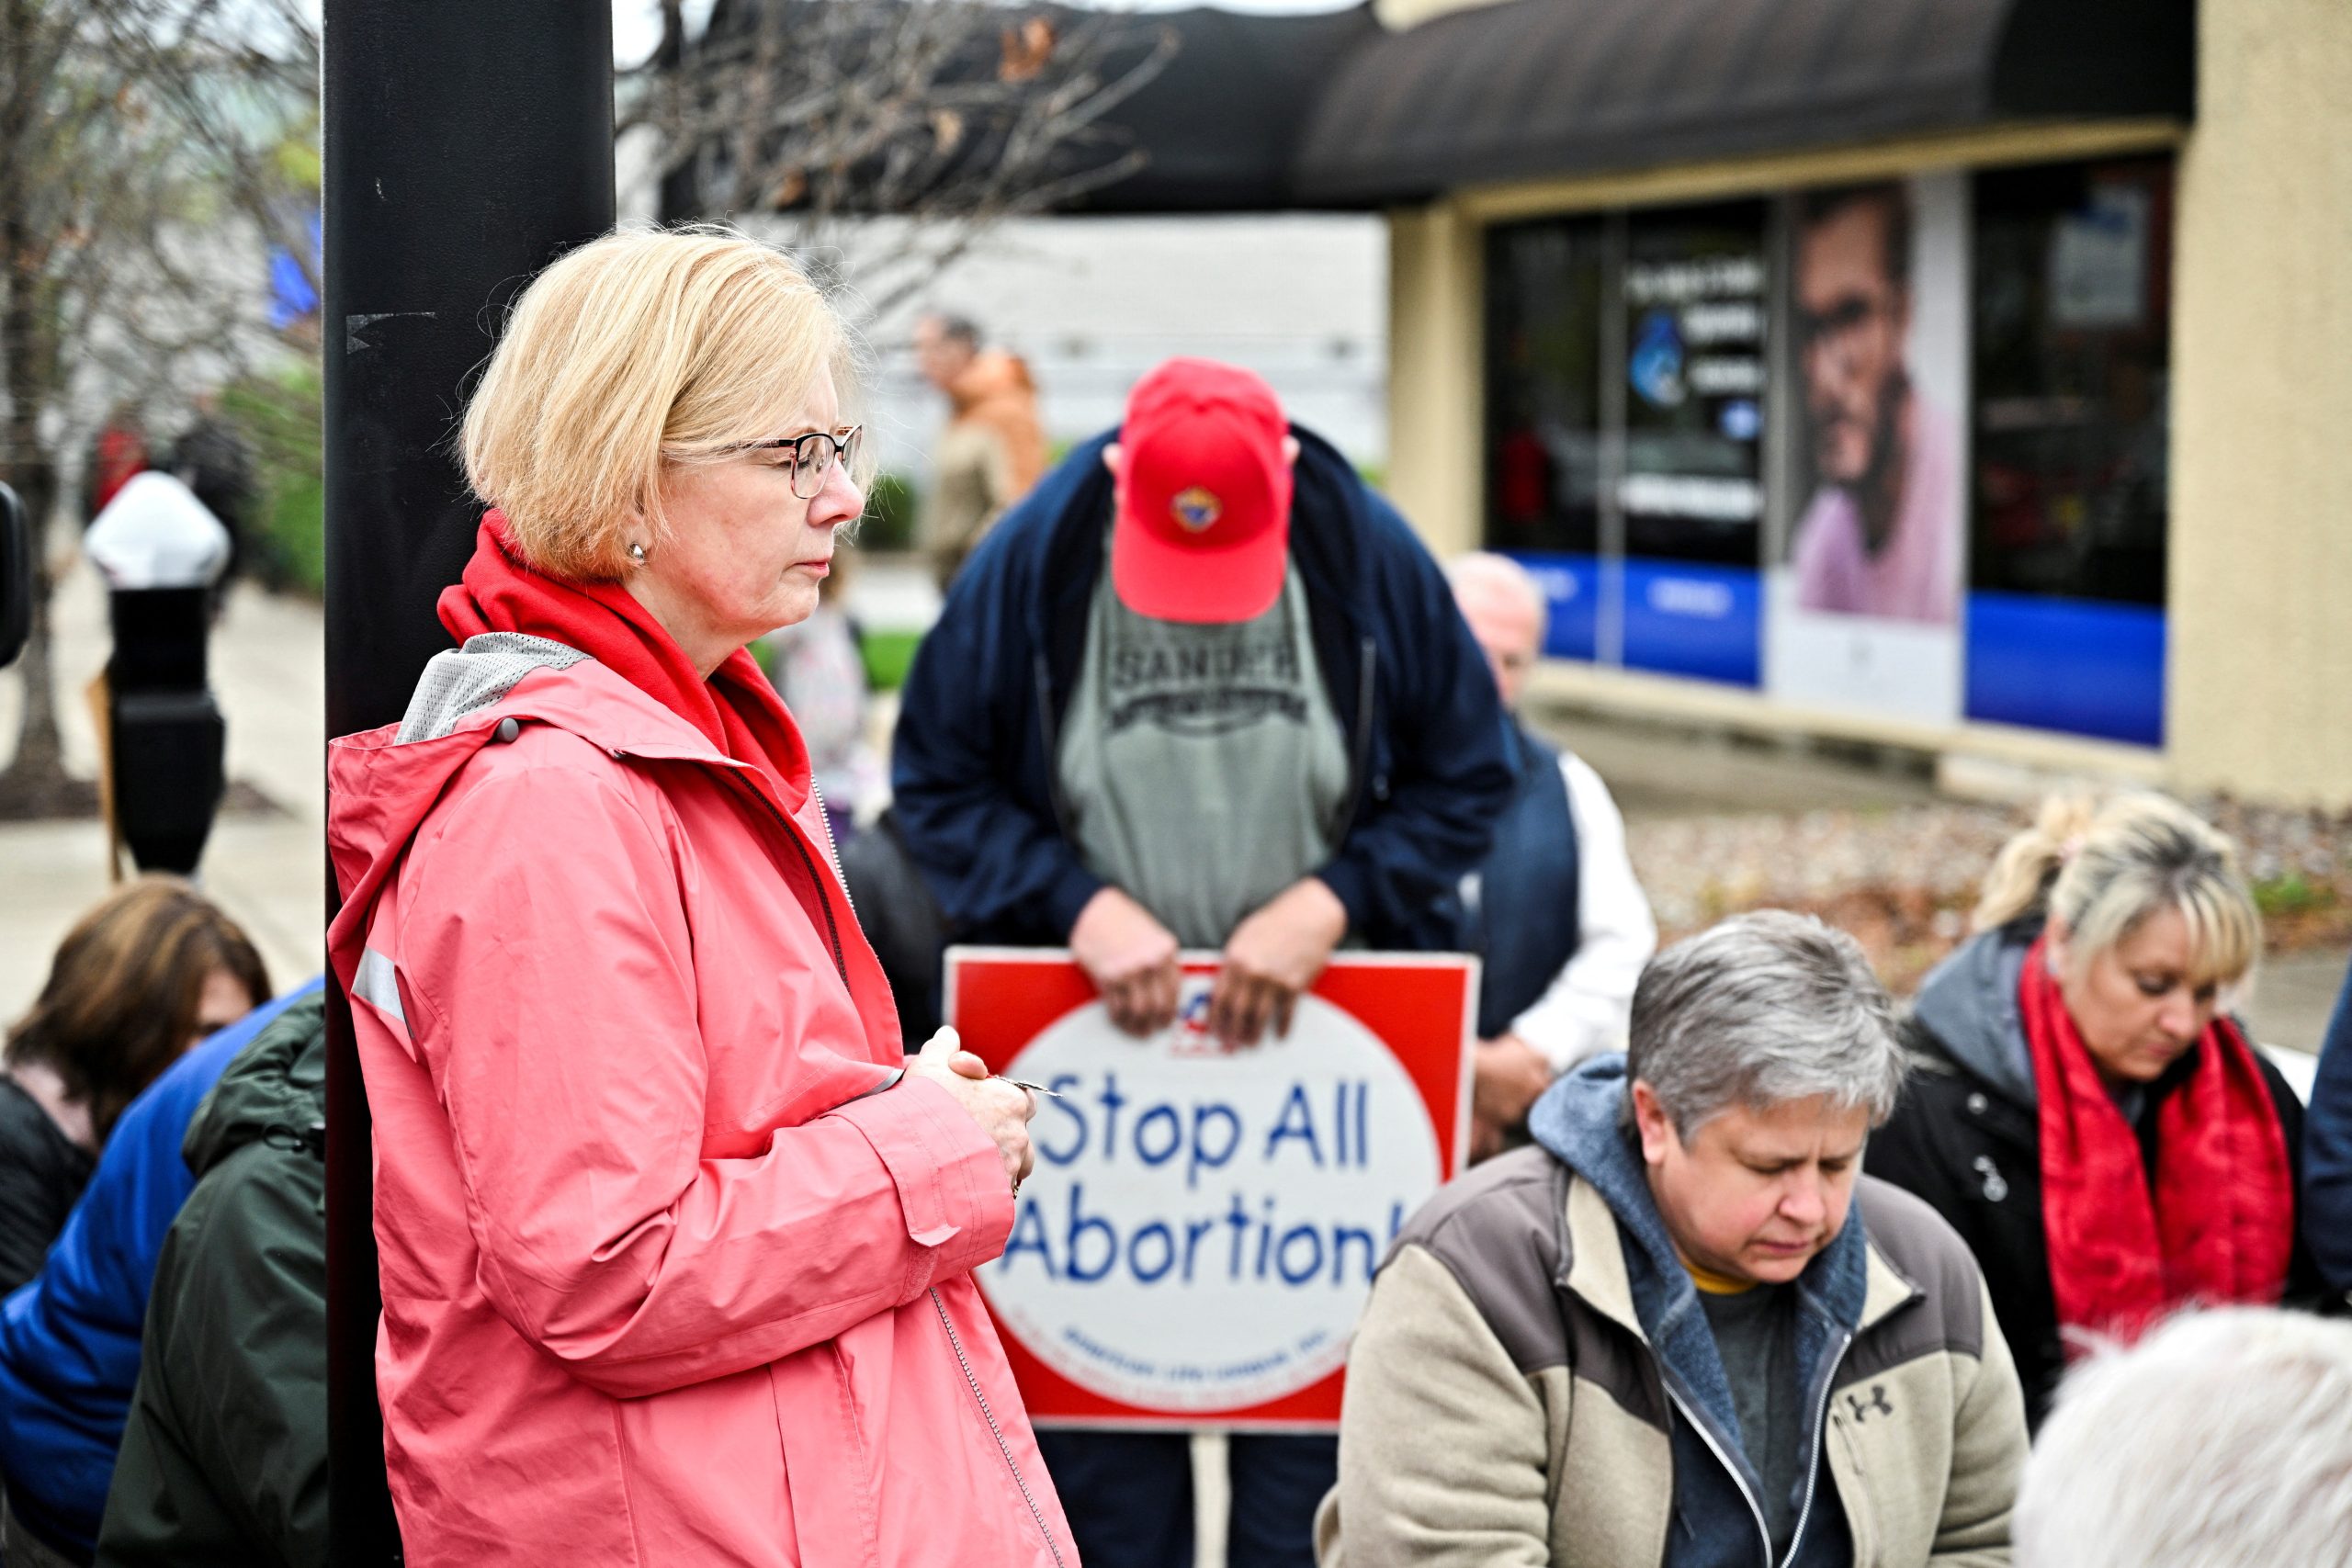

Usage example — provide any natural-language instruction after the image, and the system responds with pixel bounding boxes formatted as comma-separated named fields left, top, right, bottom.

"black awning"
left=1289, top=0, right=2193, bottom=208
left=1067, top=5, right=1384, bottom=212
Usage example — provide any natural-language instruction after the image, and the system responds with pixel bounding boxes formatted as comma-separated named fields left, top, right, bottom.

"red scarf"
left=437, top=514, right=809, bottom=807
left=2019, top=934, right=2293, bottom=1347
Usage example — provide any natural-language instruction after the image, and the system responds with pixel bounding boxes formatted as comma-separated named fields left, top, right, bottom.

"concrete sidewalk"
left=0, top=554, right=323, bottom=1019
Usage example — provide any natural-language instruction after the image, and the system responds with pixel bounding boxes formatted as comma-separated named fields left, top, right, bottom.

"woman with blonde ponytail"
left=1871, top=793, right=2323, bottom=1425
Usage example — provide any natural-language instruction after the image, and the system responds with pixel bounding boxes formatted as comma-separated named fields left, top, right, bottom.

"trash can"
left=84, top=472, right=231, bottom=874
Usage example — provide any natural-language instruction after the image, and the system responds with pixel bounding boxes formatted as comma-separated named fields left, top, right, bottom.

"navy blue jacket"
left=0, top=979, right=322, bottom=1559
left=892, top=427, right=1513, bottom=953
left=2306, top=956, right=2352, bottom=1297
left=1468, top=721, right=1582, bottom=1040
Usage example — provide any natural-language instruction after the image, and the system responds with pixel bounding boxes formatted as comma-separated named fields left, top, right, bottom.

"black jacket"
left=0, top=1077, right=95, bottom=1298
left=1869, top=920, right=2324, bottom=1427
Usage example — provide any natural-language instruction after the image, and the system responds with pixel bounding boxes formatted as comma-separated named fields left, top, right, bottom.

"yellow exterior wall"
left=1385, top=202, right=1484, bottom=557
left=2168, top=0, right=2352, bottom=807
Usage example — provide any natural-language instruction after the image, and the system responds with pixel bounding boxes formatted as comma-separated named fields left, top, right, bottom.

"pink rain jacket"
left=328, top=654, right=1075, bottom=1567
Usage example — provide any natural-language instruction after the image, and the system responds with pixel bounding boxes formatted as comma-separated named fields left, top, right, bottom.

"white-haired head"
left=2016, top=1307, right=2352, bottom=1568
left=1447, top=552, right=1548, bottom=710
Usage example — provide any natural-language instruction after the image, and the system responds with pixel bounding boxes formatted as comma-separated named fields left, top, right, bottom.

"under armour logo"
left=1847, top=1385, right=1894, bottom=1423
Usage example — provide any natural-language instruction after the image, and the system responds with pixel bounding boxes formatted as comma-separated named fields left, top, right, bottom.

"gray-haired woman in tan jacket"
left=1320, top=911, right=2026, bottom=1568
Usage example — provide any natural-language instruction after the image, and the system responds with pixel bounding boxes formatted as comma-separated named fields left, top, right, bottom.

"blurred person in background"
left=81, top=406, right=149, bottom=526
left=1321, top=912, right=2025, bottom=1567
left=0, top=878, right=269, bottom=1298
left=2303, top=955, right=2352, bottom=1305
left=893, top=356, right=1513, bottom=1568
left=763, top=553, right=885, bottom=845
left=327, top=228, right=1060, bottom=1568
left=0, top=880, right=270, bottom=1568
left=1870, top=794, right=2324, bottom=1427
left=1446, top=552, right=1656, bottom=1161
left=0, top=980, right=319, bottom=1568
left=2013, top=1307, right=2352, bottom=1568
left=913, top=311, right=1046, bottom=590
left=167, top=391, right=256, bottom=608
left=95, top=990, right=329, bottom=1568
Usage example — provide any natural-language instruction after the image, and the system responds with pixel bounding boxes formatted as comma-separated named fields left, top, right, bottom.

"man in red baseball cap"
left=888, top=356, right=1515, bottom=1568
left=1106, top=357, right=1298, bottom=624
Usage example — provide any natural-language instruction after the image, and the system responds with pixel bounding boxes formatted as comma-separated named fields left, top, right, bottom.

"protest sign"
left=944, top=948, right=1475, bottom=1430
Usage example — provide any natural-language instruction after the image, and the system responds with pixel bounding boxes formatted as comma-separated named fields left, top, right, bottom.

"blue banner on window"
left=1964, top=592, right=2165, bottom=747
left=1623, top=559, right=1759, bottom=688
left=1501, top=551, right=1599, bottom=662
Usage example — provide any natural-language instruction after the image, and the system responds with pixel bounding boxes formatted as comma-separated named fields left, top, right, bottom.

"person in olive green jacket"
left=94, top=992, right=325, bottom=1568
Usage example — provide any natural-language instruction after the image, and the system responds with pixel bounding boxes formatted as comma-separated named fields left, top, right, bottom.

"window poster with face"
left=1765, top=173, right=1968, bottom=724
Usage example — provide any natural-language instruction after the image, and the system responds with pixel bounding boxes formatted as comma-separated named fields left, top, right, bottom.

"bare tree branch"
left=0, top=0, right=319, bottom=810
left=642, top=0, right=1177, bottom=322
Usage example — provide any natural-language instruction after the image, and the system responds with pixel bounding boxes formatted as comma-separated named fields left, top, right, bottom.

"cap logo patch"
left=1170, top=487, right=1222, bottom=533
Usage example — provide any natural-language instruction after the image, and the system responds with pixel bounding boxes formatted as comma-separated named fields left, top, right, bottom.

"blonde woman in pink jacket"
left=327, top=229, right=1069, bottom=1567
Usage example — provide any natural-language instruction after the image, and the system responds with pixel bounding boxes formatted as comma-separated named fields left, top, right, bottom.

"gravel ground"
left=1626, top=796, right=2352, bottom=996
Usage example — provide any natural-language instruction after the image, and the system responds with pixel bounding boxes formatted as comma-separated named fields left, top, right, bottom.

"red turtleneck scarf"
left=436, top=513, right=810, bottom=806
left=2019, top=933, right=2293, bottom=1348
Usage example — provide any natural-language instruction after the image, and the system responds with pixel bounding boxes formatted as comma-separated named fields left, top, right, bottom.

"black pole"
left=322, top=5, right=614, bottom=1559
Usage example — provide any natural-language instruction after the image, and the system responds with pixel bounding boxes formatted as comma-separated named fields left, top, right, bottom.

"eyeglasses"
left=1795, top=292, right=1894, bottom=367
left=737, top=425, right=864, bottom=500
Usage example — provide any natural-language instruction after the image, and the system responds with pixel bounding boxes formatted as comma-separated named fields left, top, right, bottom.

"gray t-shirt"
left=1699, top=1281, right=1804, bottom=1559
left=1056, top=560, right=1351, bottom=948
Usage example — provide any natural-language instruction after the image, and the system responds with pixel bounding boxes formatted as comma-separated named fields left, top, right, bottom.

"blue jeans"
left=1034, top=1429, right=1337, bottom=1568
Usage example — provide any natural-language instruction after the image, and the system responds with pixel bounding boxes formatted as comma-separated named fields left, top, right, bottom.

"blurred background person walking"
left=1870, top=794, right=2324, bottom=1425
left=165, top=392, right=258, bottom=613
left=913, top=311, right=1045, bottom=590
left=80, top=407, right=150, bottom=529
left=1446, top=552, right=1655, bottom=1161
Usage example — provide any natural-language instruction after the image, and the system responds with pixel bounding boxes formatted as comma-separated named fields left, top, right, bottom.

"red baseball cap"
left=1110, top=359, right=1295, bottom=624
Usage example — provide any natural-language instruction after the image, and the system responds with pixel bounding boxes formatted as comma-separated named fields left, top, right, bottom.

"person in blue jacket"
left=2306, top=956, right=2352, bottom=1303
left=892, top=359, right=1513, bottom=1568
left=0, top=976, right=322, bottom=1565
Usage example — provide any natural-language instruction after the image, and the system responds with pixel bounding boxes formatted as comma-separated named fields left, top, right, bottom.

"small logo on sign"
left=1170, top=487, right=1222, bottom=532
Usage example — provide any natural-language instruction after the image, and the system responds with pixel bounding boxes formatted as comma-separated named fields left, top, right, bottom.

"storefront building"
left=1278, top=0, right=2351, bottom=807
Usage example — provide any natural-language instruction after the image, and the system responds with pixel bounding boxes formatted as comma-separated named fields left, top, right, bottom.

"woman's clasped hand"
left=907, top=1026, right=1037, bottom=1192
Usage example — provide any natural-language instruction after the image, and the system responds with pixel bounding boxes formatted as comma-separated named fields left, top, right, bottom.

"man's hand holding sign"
left=1074, top=877, right=1351, bottom=1050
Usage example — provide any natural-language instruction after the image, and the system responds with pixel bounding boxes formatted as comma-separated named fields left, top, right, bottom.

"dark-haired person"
left=0, top=980, right=319, bottom=1568
left=1870, top=794, right=2324, bottom=1427
left=0, top=878, right=268, bottom=1298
